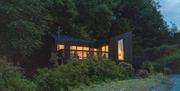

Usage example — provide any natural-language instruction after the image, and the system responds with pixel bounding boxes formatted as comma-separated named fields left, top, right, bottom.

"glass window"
left=70, top=51, right=75, bottom=55
left=106, top=46, right=108, bottom=52
left=77, top=51, right=83, bottom=59
left=57, top=44, right=64, bottom=51
left=84, top=47, right=89, bottom=51
left=118, top=39, right=124, bottom=60
left=70, top=45, right=90, bottom=59
left=100, top=45, right=109, bottom=59
left=83, top=52, right=88, bottom=58
left=93, top=48, right=98, bottom=51
left=94, top=52, right=98, bottom=56
left=77, top=46, right=83, bottom=50
left=70, top=46, right=76, bottom=50
left=102, top=52, right=108, bottom=58
left=101, top=45, right=109, bottom=52
left=102, top=46, right=106, bottom=52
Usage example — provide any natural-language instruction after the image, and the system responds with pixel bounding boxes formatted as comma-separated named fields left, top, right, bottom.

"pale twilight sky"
left=158, top=0, right=180, bottom=29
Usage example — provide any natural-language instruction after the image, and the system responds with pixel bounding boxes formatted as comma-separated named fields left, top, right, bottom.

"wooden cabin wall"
left=109, top=32, right=133, bottom=63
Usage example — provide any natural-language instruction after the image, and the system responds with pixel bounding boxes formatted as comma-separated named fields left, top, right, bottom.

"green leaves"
left=0, top=0, right=173, bottom=62
left=0, top=58, right=37, bottom=91
left=0, top=0, right=51, bottom=59
left=33, top=58, right=133, bottom=91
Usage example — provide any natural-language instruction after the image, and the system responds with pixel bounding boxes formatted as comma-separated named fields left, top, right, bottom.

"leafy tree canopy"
left=0, top=0, right=176, bottom=62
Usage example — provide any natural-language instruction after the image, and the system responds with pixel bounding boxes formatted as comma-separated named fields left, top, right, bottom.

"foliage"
left=137, top=69, right=149, bottom=78
left=0, top=0, right=52, bottom=63
left=174, top=31, right=180, bottom=44
left=0, top=58, right=37, bottom=91
left=0, top=0, right=174, bottom=64
left=33, top=58, right=133, bottom=91
left=49, top=52, right=59, bottom=67
left=144, top=44, right=179, bottom=58
left=143, top=46, right=180, bottom=73
left=71, top=73, right=169, bottom=91
left=142, top=61, right=155, bottom=73
left=72, top=0, right=172, bottom=51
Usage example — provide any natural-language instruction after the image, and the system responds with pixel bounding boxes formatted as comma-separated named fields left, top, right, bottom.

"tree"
left=47, top=0, right=78, bottom=34
left=170, top=23, right=178, bottom=37
left=73, top=0, right=171, bottom=49
left=0, top=0, right=52, bottom=62
left=73, top=0, right=115, bottom=41
left=113, top=0, right=171, bottom=54
left=174, top=31, right=180, bottom=44
left=0, top=0, right=173, bottom=63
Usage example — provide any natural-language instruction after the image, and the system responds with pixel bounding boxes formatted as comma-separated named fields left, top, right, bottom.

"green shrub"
left=33, top=58, right=134, bottom=91
left=0, top=58, right=37, bottom=91
left=145, top=44, right=179, bottom=58
left=137, top=69, right=149, bottom=78
left=156, top=50, right=180, bottom=73
left=142, top=61, right=155, bottom=73
left=143, top=49, right=180, bottom=73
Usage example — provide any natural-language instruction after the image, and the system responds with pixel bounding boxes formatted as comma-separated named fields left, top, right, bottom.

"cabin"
left=48, top=32, right=133, bottom=64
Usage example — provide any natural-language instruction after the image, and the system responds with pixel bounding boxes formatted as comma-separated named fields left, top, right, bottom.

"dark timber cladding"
left=48, top=32, right=133, bottom=63
left=109, top=32, right=133, bottom=63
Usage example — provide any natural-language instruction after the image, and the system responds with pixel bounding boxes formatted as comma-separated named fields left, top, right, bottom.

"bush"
left=33, top=58, right=134, bottom=91
left=142, top=61, right=155, bottom=73
left=0, top=58, right=37, bottom=91
left=143, top=49, right=180, bottom=74
left=137, top=69, right=149, bottom=78
left=145, top=44, right=179, bottom=58
left=157, top=50, right=180, bottom=73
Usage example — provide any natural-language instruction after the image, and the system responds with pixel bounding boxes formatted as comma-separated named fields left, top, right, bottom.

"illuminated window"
left=70, top=46, right=89, bottom=51
left=84, top=47, right=89, bottom=51
left=77, top=46, right=83, bottom=50
left=70, top=45, right=90, bottom=59
left=93, top=48, right=98, bottom=51
left=57, top=44, right=64, bottom=51
left=70, top=46, right=76, bottom=50
left=94, top=52, right=98, bottom=56
left=102, top=53, right=108, bottom=58
left=101, top=45, right=109, bottom=58
left=92, top=48, right=98, bottom=56
left=118, top=39, right=124, bottom=60
left=101, top=45, right=109, bottom=52
left=77, top=51, right=83, bottom=59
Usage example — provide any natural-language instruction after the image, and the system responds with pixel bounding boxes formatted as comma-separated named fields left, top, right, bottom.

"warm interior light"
left=118, top=39, right=124, bottom=60
left=84, top=47, right=89, bottom=51
left=93, top=48, right=98, bottom=51
left=102, top=46, right=105, bottom=52
left=57, top=44, right=64, bottom=50
left=70, top=46, right=76, bottom=50
left=70, top=45, right=90, bottom=59
left=69, top=45, right=110, bottom=59
left=101, top=45, right=109, bottom=58
left=102, top=53, right=108, bottom=58
left=101, top=45, right=109, bottom=52
left=106, top=46, right=108, bottom=52
left=77, top=46, right=83, bottom=50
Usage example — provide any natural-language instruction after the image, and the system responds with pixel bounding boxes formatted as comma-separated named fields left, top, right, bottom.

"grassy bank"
left=72, top=74, right=170, bottom=91
left=71, top=74, right=170, bottom=91
left=143, top=44, right=180, bottom=74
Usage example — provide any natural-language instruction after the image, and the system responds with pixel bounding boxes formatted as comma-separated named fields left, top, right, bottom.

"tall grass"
left=71, top=74, right=170, bottom=91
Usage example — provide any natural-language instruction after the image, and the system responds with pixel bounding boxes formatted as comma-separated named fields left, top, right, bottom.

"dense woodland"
left=0, top=0, right=179, bottom=70
left=0, top=0, right=180, bottom=91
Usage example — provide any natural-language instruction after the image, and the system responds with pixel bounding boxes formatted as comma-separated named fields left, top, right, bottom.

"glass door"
left=118, top=39, right=124, bottom=61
